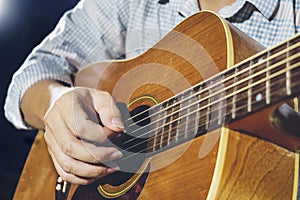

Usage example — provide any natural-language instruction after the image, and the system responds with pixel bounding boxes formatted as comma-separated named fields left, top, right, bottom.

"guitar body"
left=14, top=11, right=299, bottom=200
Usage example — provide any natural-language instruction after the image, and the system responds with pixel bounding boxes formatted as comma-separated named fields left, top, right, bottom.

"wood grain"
left=14, top=11, right=298, bottom=200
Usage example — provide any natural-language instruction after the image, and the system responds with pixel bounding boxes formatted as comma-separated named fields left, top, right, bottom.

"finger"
left=44, top=92, right=123, bottom=163
left=66, top=90, right=119, bottom=142
left=48, top=144, right=93, bottom=185
left=45, top=130, right=120, bottom=181
left=93, top=90, right=125, bottom=132
left=45, top=122, right=123, bottom=164
left=66, top=110, right=117, bottom=143
left=49, top=149, right=96, bottom=185
left=45, top=91, right=111, bottom=144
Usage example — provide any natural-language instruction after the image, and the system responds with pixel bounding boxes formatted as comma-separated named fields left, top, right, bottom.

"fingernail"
left=107, top=166, right=120, bottom=174
left=112, top=118, right=125, bottom=130
left=110, top=151, right=123, bottom=160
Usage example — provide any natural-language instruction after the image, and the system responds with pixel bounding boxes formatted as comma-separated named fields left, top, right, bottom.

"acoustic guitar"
left=14, top=11, right=300, bottom=199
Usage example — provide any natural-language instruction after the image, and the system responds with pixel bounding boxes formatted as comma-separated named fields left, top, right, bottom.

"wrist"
left=21, top=80, right=70, bottom=129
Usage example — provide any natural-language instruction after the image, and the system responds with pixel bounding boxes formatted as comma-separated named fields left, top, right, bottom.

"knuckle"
left=89, top=167, right=108, bottom=178
left=102, top=168, right=109, bottom=177
left=94, top=152, right=106, bottom=163
left=52, top=97, right=64, bottom=110
left=100, top=90, right=111, bottom=98
left=90, top=154, right=100, bottom=164
left=100, top=168, right=109, bottom=177
left=86, top=149, right=106, bottom=164
left=75, top=124, right=87, bottom=137
left=91, top=169, right=102, bottom=177
left=61, top=160, right=72, bottom=173
left=94, top=130, right=108, bottom=144
left=61, top=142, right=74, bottom=157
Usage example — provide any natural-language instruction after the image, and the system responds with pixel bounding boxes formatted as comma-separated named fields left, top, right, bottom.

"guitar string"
left=119, top=76, right=300, bottom=162
left=123, top=40, right=300, bottom=133
left=117, top=65, right=300, bottom=158
left=126, top=60, right=300, bottom=145
left=83, top=36, right=300, bottom=157
left=120, top=76, right=300, bottom=161
left=123, top=38, right=300, bottom=127
left=119, top=43, right=300, bottom=147
left=120, top=76, right=300, bottom=157
left=121, top=49, right=300, bottom=146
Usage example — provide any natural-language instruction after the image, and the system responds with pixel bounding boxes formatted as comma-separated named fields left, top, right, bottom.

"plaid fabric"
left=226, top=0, right=298, bottom=47
left=4, top=0, right=300, bottom=129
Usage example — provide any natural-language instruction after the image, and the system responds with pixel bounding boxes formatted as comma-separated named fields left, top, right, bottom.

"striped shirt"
left=4, top=0, right=300, bottom=129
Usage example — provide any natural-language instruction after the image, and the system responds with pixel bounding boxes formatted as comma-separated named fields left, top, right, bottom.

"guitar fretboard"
left=123, top=34, right=300, bottom=158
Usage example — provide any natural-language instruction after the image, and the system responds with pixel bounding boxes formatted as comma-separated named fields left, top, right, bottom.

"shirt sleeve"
left=4, top=0, right=129, bottom=129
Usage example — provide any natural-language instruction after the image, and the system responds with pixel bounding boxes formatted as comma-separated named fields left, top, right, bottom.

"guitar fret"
left=206, top=94, right=211, bottom=130
left=152, top=121, right=158, bottom=152
left=159, top=112, right=166, bottom=149
left=183, top=94, right=189, bottom=139
left=248, top=52, right=267, bottom=113
left=186, top=89, right=197, bottom=137
left=174, top=93, right=186, bottom=143
left=191, top=89, right=199, bottom=136
left=165, top=97, right=181, bottom=144
left=152, top=106, right=162, bottom=152
left=222, top=69, right=234, bottom=122
left=175, top=112, right=179, bottom=143
left=266, top=51, right=271, bottom=105
left=166, top=106, right=172, bottom=146
left=286, top=41, right=292, bottom=95
left=197, top=84, right=208, bottom=134
left=231, top=67, right=238, bottom=119
left=247, top=60, right=253, bottom=112
left=216, top=77, right=225, bottom=125
left=168, top=94, right=178, bottom=142
left=211, top=76, right=225, bottom=126
left=196, top=85, right=202, bottom=133
left=205, top=84, right=211, bottom=130
left=235, top=63, right=252, bottom=118
left=184, top=90, right=195, bottom=139
left=217, top=100, right=222, bottom=125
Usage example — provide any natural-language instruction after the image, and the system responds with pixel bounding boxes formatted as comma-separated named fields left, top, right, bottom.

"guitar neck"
left=142, top=34, right=300, bottom=156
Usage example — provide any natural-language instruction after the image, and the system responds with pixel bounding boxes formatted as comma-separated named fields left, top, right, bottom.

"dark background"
left=0, top=0, right=79, bottom=199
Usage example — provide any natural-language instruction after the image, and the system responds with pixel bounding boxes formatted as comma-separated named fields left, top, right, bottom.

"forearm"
left=5, top=0, right=126, bottom=130
left=21, top=80, right=69, bottom=130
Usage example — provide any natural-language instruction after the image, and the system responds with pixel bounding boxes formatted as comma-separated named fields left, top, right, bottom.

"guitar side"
left=13, top=131, right=57, bottom=200
left=14, top=11, right=299, bottom=200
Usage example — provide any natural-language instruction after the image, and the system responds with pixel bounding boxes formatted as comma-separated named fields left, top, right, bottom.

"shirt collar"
left=178, top=0, right=280, bottom=20
left=248, top=0, right=279, bottom=20
left=178, top=0, right=200, bottom=18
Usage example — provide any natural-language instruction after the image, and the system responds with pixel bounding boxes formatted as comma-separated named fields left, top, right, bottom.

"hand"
left=43, top=86, right=125, bottom=185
